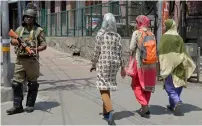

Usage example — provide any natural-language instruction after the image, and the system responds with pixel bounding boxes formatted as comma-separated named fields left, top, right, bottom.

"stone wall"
left=46, top=37, right=131, bottom=63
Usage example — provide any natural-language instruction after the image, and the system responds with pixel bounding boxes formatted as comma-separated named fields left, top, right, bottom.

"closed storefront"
left=184, top=1, right=202, bottom=50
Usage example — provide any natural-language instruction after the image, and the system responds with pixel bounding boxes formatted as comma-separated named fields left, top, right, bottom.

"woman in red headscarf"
left=128, top=15, right=157, bottom=117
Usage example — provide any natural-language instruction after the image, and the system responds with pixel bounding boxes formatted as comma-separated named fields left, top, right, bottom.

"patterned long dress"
left=91, top=30, right=124, bottom=91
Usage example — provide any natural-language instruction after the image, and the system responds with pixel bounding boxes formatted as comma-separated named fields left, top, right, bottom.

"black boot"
left=6, top=106, right=24, bottom=115
left=6, top=81, right=24, bottom=115
left=25, top=81, right=39, bottom=113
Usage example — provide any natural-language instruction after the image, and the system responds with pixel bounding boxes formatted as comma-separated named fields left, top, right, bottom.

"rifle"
left=8, top=29, right=42, bottom=66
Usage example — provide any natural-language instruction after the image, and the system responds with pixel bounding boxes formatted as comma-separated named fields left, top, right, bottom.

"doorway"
left=9, top=2, right=18, bottom=30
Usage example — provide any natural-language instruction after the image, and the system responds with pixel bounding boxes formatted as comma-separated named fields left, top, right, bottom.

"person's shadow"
left=34, top=101, right=60, bottom=114
left=148, top=105, right=171, bottom=115
left=113, top=111, right=135, bottom=120
left=102, top=103, right=202, bottom=125
left=180, top=103, right=202, bottom=113
left=148, top=104, right=202, bottom=115
left=99, top=111, right=135, bottom=125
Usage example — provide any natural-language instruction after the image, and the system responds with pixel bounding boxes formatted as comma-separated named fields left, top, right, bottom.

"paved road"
left=1, top=47, right=202, bottom=125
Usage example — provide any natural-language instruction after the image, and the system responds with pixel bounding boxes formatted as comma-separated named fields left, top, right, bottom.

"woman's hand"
left=120, top=67, right=126, bottom=78
left=90, top=67, right=96, bottom=72
left=130, top=83, right=134, bottom=90
left=90, top=64, right=96, bottom=72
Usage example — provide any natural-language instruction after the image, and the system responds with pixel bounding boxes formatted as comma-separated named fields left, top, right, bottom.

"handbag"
left=125, top=56, right=137, bottom=77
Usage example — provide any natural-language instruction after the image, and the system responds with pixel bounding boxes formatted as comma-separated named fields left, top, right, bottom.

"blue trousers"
left=165, top=75, right=183, bottom=109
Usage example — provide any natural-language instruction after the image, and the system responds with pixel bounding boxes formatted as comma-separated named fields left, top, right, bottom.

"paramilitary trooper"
left=6, top=3, right=47, bottom=115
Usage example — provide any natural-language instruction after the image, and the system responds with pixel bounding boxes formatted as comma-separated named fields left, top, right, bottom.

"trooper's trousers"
left=12, top=57, right=40, bottom=107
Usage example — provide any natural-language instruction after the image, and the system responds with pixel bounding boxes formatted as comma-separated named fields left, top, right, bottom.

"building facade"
left=7, top=1, right=201, bottom=49
left=34, top=1, right=157, bottom=37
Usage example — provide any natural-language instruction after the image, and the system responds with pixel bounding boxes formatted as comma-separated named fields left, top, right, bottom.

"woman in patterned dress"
left=90, top=13, right=125, bottom=124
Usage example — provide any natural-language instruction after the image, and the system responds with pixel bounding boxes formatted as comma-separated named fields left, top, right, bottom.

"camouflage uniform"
left=13, top=26, right=46, bottom=84
left=7, top=7, right=47, bottom=115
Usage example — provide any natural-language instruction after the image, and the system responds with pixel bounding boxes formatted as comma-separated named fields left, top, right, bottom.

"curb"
left=1, top=86, right=13, bottom=103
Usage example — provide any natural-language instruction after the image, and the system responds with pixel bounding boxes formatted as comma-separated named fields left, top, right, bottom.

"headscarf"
left=164, top=19, right=179, bottom=36
left=99, top=13, right=117, bottom=33
left=135, top=15, right=150, bottom=29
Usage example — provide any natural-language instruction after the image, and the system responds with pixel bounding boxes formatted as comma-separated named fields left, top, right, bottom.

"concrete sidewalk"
left=1, top=47, right=202, bottom=125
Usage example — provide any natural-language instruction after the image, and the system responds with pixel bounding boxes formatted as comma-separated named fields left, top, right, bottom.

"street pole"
left=157, top=1, right=162, bottom=48
left=0, top=1, right=1, bottom=39
left=0, top=1, right=2, bottom=41
left=76, top=1, right=79, bottom=36
left=0, top=1, right=2, bottom=86
left=2, top=1, right=11, bottom=87
left=156, top=1, right=162, bottom=81
left=18, top=1, right=22, bottom=26
left=76, top=1, right=85, bottom=36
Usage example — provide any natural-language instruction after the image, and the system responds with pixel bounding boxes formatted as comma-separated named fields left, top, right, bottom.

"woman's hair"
left=101, top=13, right=117, bottom=33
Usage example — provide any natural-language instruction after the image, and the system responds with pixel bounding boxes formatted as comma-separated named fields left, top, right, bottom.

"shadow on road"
left=38, top=77, right=96, bottom=85
left=113, top=111, right=135, bottom=120
left=181, top=103, right=202, bottom=113
left=99, top=111, right=135, bottom=125
left=35, top=101, right=60, bottom=114
left=147, top=103, right=202, bottom=115
left=148, top=105, right=171, bottom=115
left=38, top=77, right=96, bottom=91
left=100, top=110, right=154, bottom=125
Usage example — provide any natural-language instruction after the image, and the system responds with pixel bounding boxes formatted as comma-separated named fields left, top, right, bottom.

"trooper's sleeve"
left=15, top=27, right=21, bottom=34
left=10, top=27, right=21, bottom=44
left=37, top=30, right=47, bottom=46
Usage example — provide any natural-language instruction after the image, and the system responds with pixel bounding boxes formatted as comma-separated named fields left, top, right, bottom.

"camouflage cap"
left=24, top=9, right=37, bottom=18
left=23, top=2, right=37, bottom=18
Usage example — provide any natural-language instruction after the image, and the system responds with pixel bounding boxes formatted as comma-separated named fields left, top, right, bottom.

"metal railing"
left=36, top=1, right=157, bottom=38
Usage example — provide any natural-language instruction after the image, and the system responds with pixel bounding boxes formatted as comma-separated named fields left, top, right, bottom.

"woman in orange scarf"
left=129, top=15, right=157, bottom=118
